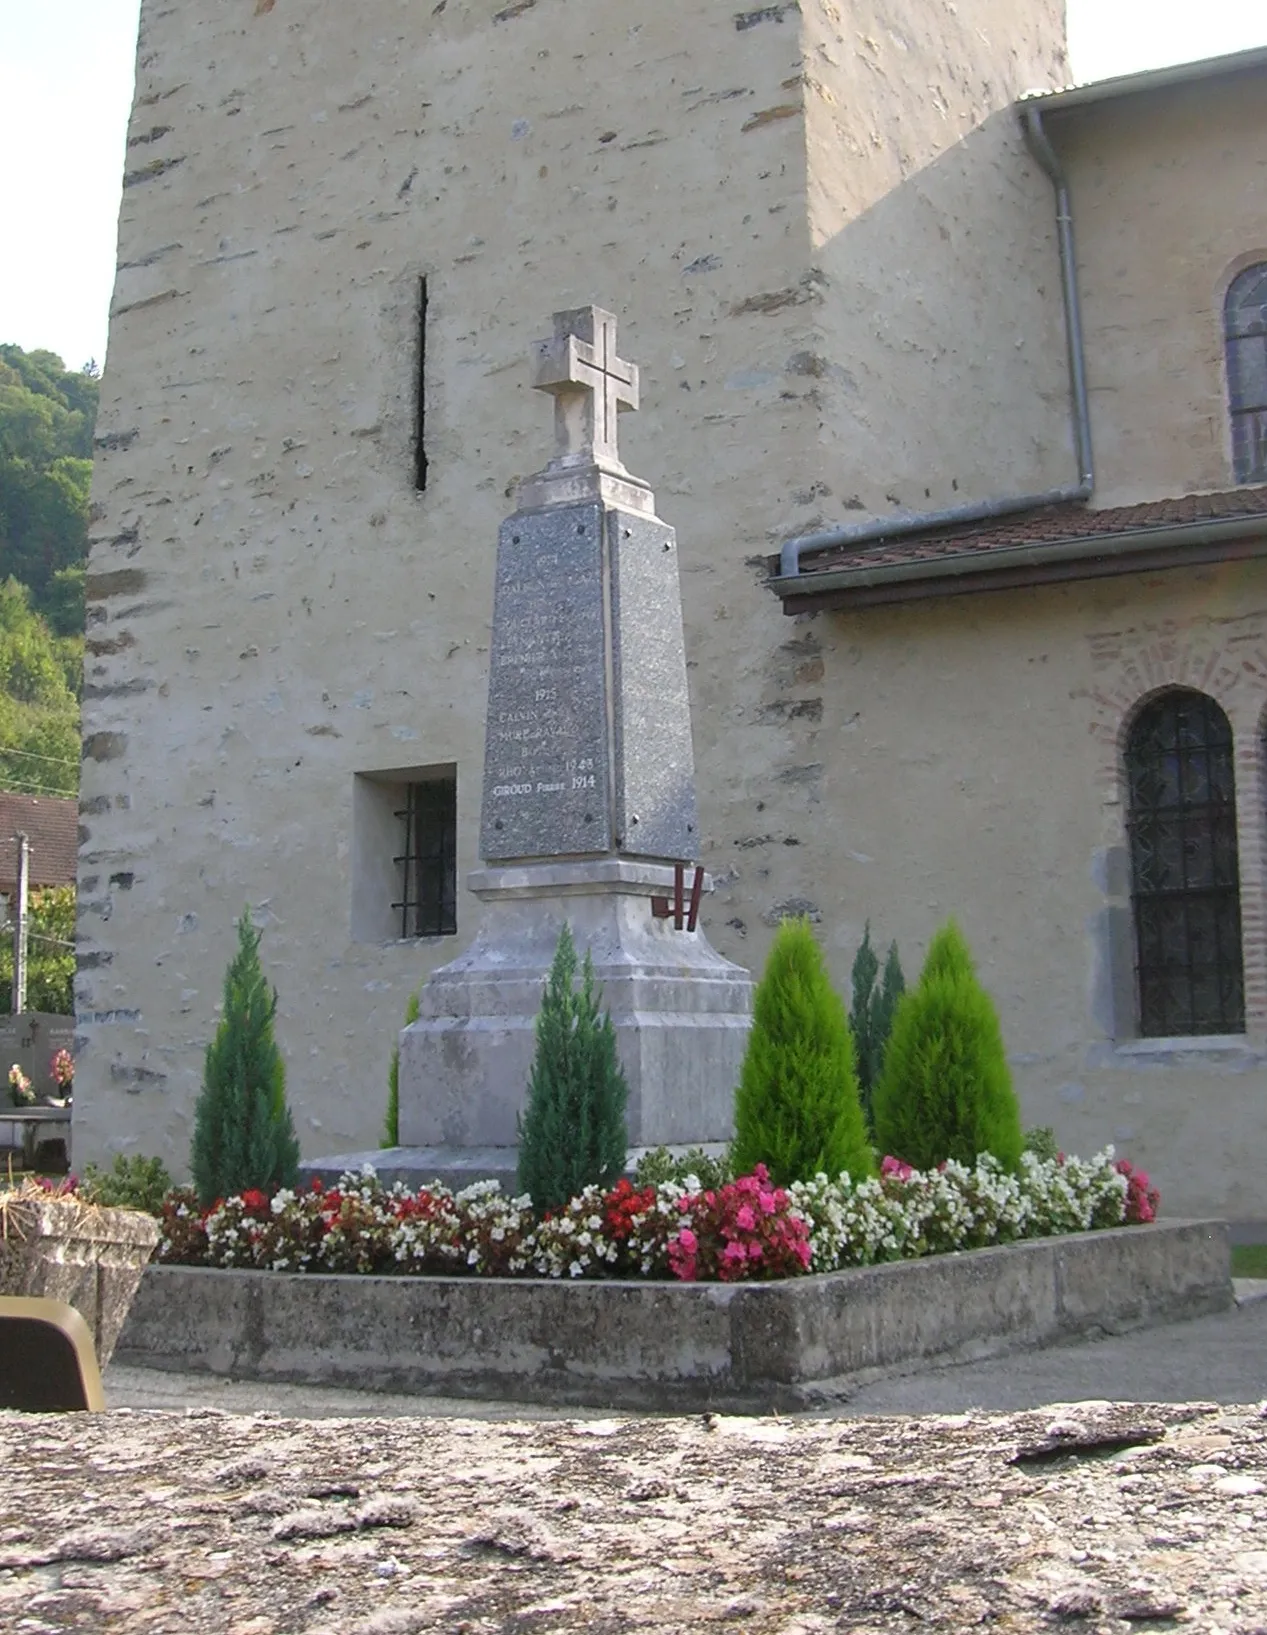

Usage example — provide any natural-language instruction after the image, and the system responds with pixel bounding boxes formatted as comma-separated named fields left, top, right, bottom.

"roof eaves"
left=1020, top=42, right=1267, bottom=114
left=772, top=510, right=1267, bottom=612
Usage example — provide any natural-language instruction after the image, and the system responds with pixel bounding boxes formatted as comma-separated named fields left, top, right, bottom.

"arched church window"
left=1225, top=262, right=1267, bottom=484
left=1125, top=689, right=1244, bottom=1036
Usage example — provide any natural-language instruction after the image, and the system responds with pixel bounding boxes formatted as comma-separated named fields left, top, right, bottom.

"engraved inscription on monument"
left=480, top=503, right=614, bottom=860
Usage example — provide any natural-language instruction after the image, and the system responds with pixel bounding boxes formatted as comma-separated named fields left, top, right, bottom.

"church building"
left=77, top=0, right=1267, bottom=1224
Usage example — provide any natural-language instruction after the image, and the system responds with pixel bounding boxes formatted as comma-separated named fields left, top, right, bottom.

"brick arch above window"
left=1225, top=261, right=1267, bottom=485
left=1080, top=616, right=1267, bottom=1041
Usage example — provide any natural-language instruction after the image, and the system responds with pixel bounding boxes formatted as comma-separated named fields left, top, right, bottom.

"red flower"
left=601, top=1178, right=655, bottom=1243
left=1115, top=1158, right=1160, bottom=1225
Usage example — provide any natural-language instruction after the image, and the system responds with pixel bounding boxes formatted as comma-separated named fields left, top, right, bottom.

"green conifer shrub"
left=516, top=923, right=629, bottom=1213
left=190, top=912, right=300, bottom=1206
left=871, top=919, right=1023, bottom=1172
left=382, top=988, right=422, bottom=1148
left=848, top=923, right=906, bottom=1135
left=731, top=916, right=875, bottom=1187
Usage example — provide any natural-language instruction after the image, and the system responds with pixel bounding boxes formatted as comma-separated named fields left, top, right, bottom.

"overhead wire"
left=0, top=744, right=80, bottom=768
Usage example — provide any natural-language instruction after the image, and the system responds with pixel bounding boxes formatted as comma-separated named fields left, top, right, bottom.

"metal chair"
left=0, top=1296, right=106, bottom=1411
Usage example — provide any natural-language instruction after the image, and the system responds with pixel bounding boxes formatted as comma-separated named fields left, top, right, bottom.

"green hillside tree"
left=0, top=884, right=75, bottom=1014
left=872, top=919, right=1023, bottom=1172
left=191, top=912, right=300, bottom=1205
left=732, top=916, right=875, bottom=1186
left=0, top=578, right=80, bottom=796
left=0, top=346, right=97, bottom=624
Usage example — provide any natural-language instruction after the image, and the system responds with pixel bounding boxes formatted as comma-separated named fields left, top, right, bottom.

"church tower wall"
left=77, top=0, right=1068, bottom=1177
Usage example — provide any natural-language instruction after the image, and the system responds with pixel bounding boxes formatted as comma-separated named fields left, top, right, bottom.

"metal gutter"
left=777, top=102, right=1093, bottom=581
left=771, top=511, right=1267, bottom=607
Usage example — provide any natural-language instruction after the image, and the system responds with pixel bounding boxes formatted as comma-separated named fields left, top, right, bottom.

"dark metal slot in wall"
left=415, top=276, right=429, bottom=492
left=392, top=779, right=456, bottom=937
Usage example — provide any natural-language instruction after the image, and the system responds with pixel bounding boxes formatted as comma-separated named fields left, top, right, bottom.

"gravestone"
left=389, top=307, right=753, bottom=1190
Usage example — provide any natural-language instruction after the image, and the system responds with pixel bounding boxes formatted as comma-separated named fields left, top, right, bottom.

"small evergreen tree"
left=871, top=919, right=1023, bottom=1172
left=382, top=988, right=422, bottom=1148
left=731, top=916, right=875, bottom=1187
left=516, top=923, right=629, bottom=1212
left=191, top=912, right=300, bottom=1205
left=848, top=923, right=906, bottom=1135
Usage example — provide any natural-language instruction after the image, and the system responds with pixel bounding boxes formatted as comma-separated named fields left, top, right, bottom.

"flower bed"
left=155, top=1148, right=1159, bottom=1283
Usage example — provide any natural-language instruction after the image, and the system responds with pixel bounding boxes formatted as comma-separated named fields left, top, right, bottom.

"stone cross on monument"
left=480, top=305, right=696, bottom=864
left=533, top=306, right=639, bottom=471
left=393, top=304, right=753, bottom=1192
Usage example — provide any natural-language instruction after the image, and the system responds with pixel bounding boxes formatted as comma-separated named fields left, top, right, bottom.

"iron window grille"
left=1125, top=689, right=1244, bottom=1037
left=392, top=779, right=456, bottom=938
left=1225, top=262, right=1267, bottom=485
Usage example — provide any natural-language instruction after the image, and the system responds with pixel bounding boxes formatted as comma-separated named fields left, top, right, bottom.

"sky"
left=0, top=0, right=1265, bottom=373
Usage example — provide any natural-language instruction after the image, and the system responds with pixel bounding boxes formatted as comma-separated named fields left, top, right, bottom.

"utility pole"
left=13, top=832, right=30, bottom=1015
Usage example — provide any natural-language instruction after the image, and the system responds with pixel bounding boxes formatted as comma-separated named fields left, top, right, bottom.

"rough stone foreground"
left=5, top=1402, right=1267, bottom=1633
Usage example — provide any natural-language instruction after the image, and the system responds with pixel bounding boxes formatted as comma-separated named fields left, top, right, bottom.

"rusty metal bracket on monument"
left=651, top=863, right=704, bottom=932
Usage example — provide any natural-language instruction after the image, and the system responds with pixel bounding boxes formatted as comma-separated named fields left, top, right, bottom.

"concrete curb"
left=116, top=1219, right=1231, bottom=1412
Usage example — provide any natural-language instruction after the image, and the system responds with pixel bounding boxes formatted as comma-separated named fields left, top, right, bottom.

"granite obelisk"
left=396, top=306, right=752, bottom=1187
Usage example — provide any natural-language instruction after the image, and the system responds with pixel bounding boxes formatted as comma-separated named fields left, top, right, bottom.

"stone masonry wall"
left=1050, top=72, right=1267, bottom=505
left=790, top=564, right=1267, bottom=1221
left=79, top=0, right=819, bottom=1169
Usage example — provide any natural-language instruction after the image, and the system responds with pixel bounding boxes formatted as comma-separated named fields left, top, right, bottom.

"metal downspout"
left=778, top=101, right=1094, bottom=581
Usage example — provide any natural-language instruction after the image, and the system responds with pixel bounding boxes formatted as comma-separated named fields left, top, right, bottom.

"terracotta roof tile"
left=0, top=793, right=79, bottom=893
left=798, top=485, right=1267, bottom=576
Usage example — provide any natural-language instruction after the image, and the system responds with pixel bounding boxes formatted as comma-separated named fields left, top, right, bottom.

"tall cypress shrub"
left=191, top=911, right=300, bottom=1206
left=517, top=923, right=629, bottom=1212
left=382, top=988, right=421, bottom=1148
left=731, top=916, right=875, bottom=1187
left=871, top=919, right=1023, bottom=1172
left=848, top=923, right=906, bottom=1135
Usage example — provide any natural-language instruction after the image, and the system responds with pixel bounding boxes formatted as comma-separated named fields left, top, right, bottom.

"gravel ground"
left=5, top=1399, right=1267, bottom=1632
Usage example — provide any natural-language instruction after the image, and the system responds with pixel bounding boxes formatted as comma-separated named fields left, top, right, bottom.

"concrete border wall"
left=117, top=1221, right=1231, bottom=1411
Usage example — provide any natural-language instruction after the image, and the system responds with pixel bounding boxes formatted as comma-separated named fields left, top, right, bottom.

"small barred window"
left=1225, top=262, right=1267, bottom=485
left=1125, top=689, right=1244, bottom=1037
left=393, top=778, right=456, bottom=938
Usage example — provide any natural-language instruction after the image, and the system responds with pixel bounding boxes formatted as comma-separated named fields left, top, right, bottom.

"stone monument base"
left=396, top=859, right=753, bottom=1169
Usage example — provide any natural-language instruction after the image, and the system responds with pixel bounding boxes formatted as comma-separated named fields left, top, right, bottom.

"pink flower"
left=758, top=1191, right=776, bottom=1215
left=676, top=1226, right=697, bottom=1253
left=734, top=1203, right=756, bottom=1231
left=881, top=1155, right=914, bottom=1181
